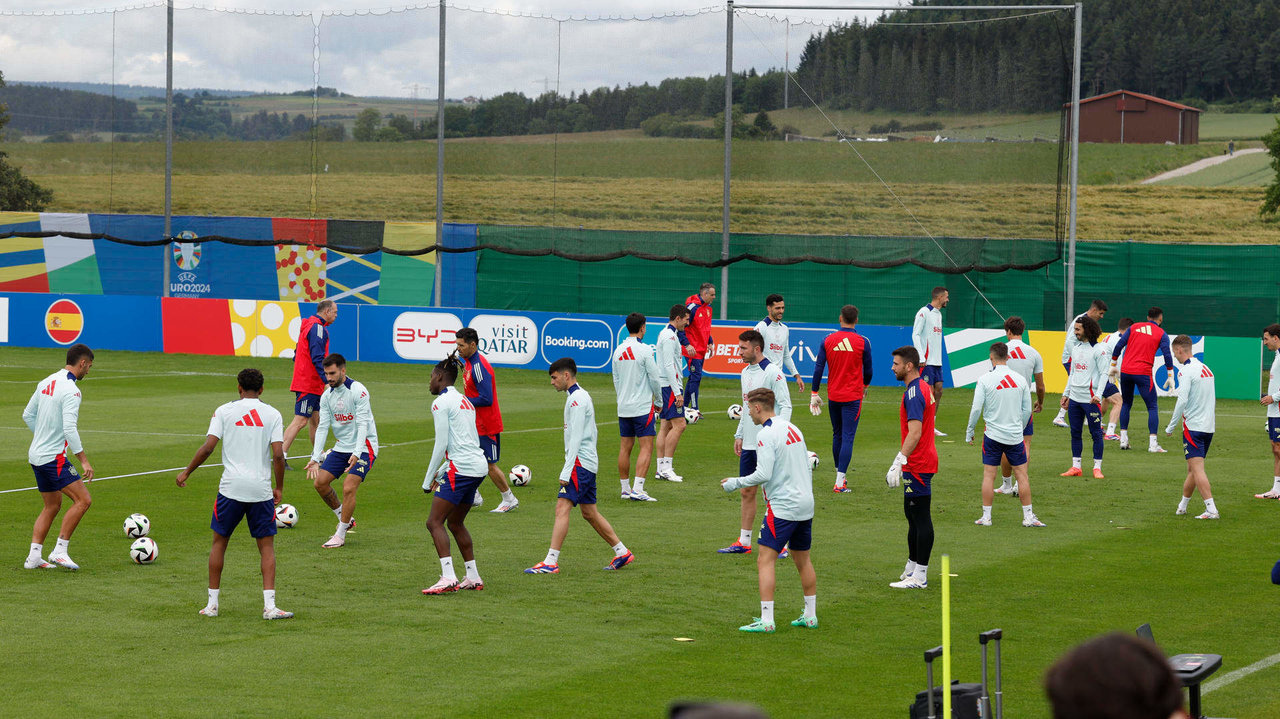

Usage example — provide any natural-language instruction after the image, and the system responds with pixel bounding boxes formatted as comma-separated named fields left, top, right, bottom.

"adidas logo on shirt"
left=996, top=376, right=1020, bottom=390
left=785, top=427, right=802, bottom=445
left=1009, top=347, right=1027, bottom=360
left=234, top=409, right=266, bottom=427
left=41, top=381, right=56, bottom=396
left=1200, top=367, right=1213, bottom=378
left=834, top=338, right=855, bottom=352
left=618, top=347, right=636, bottom=361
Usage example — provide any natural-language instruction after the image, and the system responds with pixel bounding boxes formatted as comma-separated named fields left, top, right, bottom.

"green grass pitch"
left=3, top=347, right=1279, bottom=718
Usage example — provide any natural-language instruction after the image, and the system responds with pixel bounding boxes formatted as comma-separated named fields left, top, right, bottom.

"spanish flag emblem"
left=45, top=299, right=83, bottom=345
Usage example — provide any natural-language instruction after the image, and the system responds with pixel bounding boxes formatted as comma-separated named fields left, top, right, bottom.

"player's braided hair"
left=434, top=352, right=462, bottom=383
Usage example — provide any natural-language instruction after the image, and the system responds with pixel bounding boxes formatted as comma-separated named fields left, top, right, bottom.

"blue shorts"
left=1102, top=381, right=1119, bottom=398
left=618, top=412, right=656, bottom=438
left=920, top=365, right=943, bottom=386
left=1182, top=430, right=1213, bottom=459
left=434, top=473, right=484, bottom=506
left=31, top=456, right=81, bottom=493
left=760, top=514, right=812, bottom=553
left=211, top=493, right=278, bottom=539
left=558, top=465, right=597, bottom=506
left=479, top=434, right=501, bottom=464
left=294, top=392, right=321, bottom=418
left=1023, top=418, right=1034, bottom=437
left=982, top=436, right=1028, bottom=467
left=659, top=388, right=683, bottom=421
left=1269, top=418, right=1280, bottom=443
left=904, top=471, right=933, bottom=497
left=739, top=448, right=757, bottom=477
left=319, top=450, right=374, bottom=481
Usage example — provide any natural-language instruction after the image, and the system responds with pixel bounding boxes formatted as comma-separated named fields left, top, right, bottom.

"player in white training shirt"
left=22, top=344, right=95, bottom=571
left=993, top=317, right=1044, bottom=496
left=912, top=286, right=948, bottom=436
left=1100, top=317, right=1131, bottom=440
left=305, top=353, right=378, bottom=549
left=177, top=368, right=291, bottom=620
left=1166, top=334, right=1219, bottom=519
left=1058, top=316, right=1109, bottom=479
left=966, top=342, right=1042, bottom=527
left=421, top=355, right=490, bottom=595
left=754, top=293, right=806, bottom=391
left=612, top=312, right=662, bottom=502
left=1257, top=324, right=1280, bottom=499
left=1053, top=299, right=1108, bottom=427
left=655, top=304, right=691, bottom=481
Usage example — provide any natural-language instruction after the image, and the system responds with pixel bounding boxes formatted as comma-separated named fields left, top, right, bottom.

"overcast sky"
left=1, top=0, right=891, bottom=97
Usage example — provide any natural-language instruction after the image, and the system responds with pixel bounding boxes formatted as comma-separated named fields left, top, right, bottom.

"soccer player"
left=283, top=299, right=337, bottom=462
left=1060, top=316, right=1109, bottom=479
left=912, top=286, right=948, bottom=436
left=612, top=313, right=662, bottom=502
left=421, top=355, right=488, bottom=594
left=176, top=368, right=291, bottom=620
left=456, top=327, right=517, bottom=512
left=22, top=343, right=95, bottom=570
left=994, top=317, right=1044, bottom=496
left=1256, top=324, right=1280, bottom=499
left=1101, top=318, right=1133, bottom=440
left=721, top=388, right=817, bottom=633
left=720, top=330, right=792, bottom=554
left=1052, top=299, right=1107, bottom=427
left=656, top=304, right=691, bottom=482
left=966, top=342, right=1043, bottom=527
left=1166, top=335, right=1218, bottom=519
left=680, top=282, right=716, bottom=411
left=886, top=346, right=936, bottom=589
left=755, top=294, right=806, bottom=391
left=1110, top=307, right=1175, bottom=452
left=525, top=358, right=634, bottom=574
left=304, top=354, right=378, bottom=549
left=808, top=304, right=873, bottom=493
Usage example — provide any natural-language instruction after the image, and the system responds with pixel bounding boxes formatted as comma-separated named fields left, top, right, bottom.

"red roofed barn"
left=1065, top=90, right=1202, bottom=144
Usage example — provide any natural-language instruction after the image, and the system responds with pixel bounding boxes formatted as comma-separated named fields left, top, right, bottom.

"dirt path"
left=1141, top=147, right=1266, bottom=184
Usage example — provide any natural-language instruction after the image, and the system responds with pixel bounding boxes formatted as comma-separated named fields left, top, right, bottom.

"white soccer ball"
left=727, top=404, right=742, bottom=420
left=509, top=464, right=532, bottom=486
left=275, top=503, right=299, bottom=529
left=684, top=407, right=702, bottom=424
left=807, top=451, right=821, bottom=470
left=123, top=513, right=150, bottom=538
left=130, top=537, right=158, bottom=564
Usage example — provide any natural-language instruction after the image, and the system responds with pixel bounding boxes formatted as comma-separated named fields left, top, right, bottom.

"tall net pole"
left=721, top=1, right=734, bottom=320
left=1065, top=2, right=1082, bottom=326
left=163, top=0, right=173, bottom=297
left=434, top=1, right=446, bottom=308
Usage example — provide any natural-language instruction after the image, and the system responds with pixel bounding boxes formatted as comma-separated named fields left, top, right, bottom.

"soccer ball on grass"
left=727, top=404, right=742, bottom=420
left=807, top=451, right=821, bottom=470
left=130, top=537, right=158, bottom=564
left=275, top=503, right=299, bottom=529
left=123, top=513, right=150, bottom=538
left=684, top=407, right=702, bottom=424
left=509, top=464, right=532, bottom=486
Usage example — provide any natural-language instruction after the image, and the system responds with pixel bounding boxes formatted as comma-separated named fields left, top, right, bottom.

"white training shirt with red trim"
left=311, top=377, right=380, bottom=464
left=611, top=336, right=662, bottom=418
left=911, top=303, right=944, bottom=368
left=1064, top=341, right=1110, bottom=404
left=23, top=369, right=85, bottom=466
left=207, top=397, right=285, bottom=502
left=560, top=383, right=599, bottom=483
left=722, top=418, right=814, bottom=522
left=1166, top=357, right=1216, bottom=435
left=423, top=386, right=487, bottom=489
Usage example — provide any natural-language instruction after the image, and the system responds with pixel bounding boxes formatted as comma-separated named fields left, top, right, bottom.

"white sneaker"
left=471, top=491, right=484, bottom=508
left=49, top=554, right=79, bottom=570
left=899, top=569, right=912, bottom=581
left=628, top=490, right=658, bottom=502
left=321, top=534, right=345, bottom=548
left=1148, top=444, right=1167, bottom=453
left=933, top=428, right=947, bottom=437
left=1022, top=515, right=1046, bottom=527
left=263, top=607, right=294, bottom=620
left=1052, top=417, right=1069, bottom=428
left=23, top=556, right=56, bottom=569
left=199, top=606, right=219, bottom=617
left=658, top=471, right=683, bottom=483
left=1119, top=439, right=1131, bottom=450
left=1254, top=489, right=1280, bottom=499
left=890, top=577, right=928, bottom=589
left=974, top=516, right=992, bottom=526
left=489, top=499, right=519, bottom=513
left=1175, top=506, right=1188, bottom=515
left=621, top=491, right=632, bottom=499
left=1195, top=511, right=1220, bottom=520
left=993, top=485, right=1014, bottom=495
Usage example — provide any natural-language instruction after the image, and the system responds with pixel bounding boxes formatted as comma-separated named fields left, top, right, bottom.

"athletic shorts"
left=294, top=392, right=321, bottom=418
left=319, top=450, right=375, bottom=481
left=618, top=413, right=656, bottom=438
left=434, top=473, right=484, bottom=507
left=211, top=493, right=277, bottom=539
left=479, top=434, right=501, bottom=464
left=739, top=448, right=757, bottom=477
left=1269, top=418, right=1280, bottom=443
left=659, top=388, right=684, bottom=421
left=904, top=471, right=933, bottom=497
left=31, top=456, right=80, bottom=493
left=558, top=465, right=597, bottom=506
left=1182, top=430, right=1213, bottom=460
left=920, top=365, right=944, bottom=386
left=1102, top=381, right=1119, bottom=398
left=982, top=436, right=1028, bottom=467
left=1023, top=418, right=1034, bottom=437
left=759, top=515, right=812, bottom=553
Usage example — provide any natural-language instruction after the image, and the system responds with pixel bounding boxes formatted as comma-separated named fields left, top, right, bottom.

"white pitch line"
left=1203, top=651, right=1280, bottom=694
left=0, top=426, right=206, bottom=438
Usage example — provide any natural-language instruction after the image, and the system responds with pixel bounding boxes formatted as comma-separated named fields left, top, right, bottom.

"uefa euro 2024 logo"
left=173, top=230, right=201, bottom=271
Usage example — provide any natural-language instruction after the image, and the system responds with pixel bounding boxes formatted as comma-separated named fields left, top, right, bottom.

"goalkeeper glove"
left=1107, top=361, right=1120, bottom=383
left=809, top=392, right=822, bottom=416
left=886, top=452, right=907, bottom=488
left=1163, top=374, right=1175, bottom=391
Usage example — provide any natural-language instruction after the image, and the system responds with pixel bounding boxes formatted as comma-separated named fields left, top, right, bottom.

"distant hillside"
left=11, top=81, right=257, bottom=100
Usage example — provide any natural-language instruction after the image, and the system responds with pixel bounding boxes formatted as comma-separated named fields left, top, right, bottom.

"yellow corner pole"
left=942, top=554, right=951, bottom=718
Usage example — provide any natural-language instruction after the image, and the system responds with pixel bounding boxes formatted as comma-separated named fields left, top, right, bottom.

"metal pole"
left=721, top=1, right=733, bottom=320
left=163, top=0, right=173, bottom=297
left=784, top=21, right=789, bottom=110
left=1065, top=2, right=1082, bottom=326
left=434, top=1, right=446, bottom=308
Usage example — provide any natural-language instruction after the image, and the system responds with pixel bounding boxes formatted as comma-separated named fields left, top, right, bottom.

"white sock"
left=904, top=560, right=917, bottom=576
left=332, top=506, right=342, bottom=518
left=263, top=589, right=276, bottom=611
left=464, top=559, right=480, bottom=581
left=440, top=556, right=457, bottom=582
left=738, top=529, right=752, bottom=545
left=634, top=476, right=646, bottom=493
left=620, top=479, right=632, bottom=493
left=1072, top=457, right=1082, bottom=469
left=658, top=457, right=670, bottom=473
left=1093, top=459, right=1103, bottom=470
left=1106, top=422, right=1116, bottom=435
left=544, top=548, right=560, bottom=566
left=913, top=564, right=928, bottom=582
left=803, top=594, right=816, bottom=619
left=1149, top=434, right=1159, bottom=447
left=836, top=471, right=846, bottom=485
left=1178, top=496, right=1191, bottom=512
left=501, top=490, right=516, bottom=504
left=1273, top=476, right=1280, bottom=492
left=1120, top=429, right=1129, bottom=442
left=54, top=537, right=69, bottom=554
left=336, top=521, right=351, bottom=539
left=981, top=505, right=992, bottom=521
left=1022, top=504, right=1034, bottom=520
left=612, top=542, right=629, bottom=557
left=999, top=474, right=1012, bottom=489
left=1055, top=407, right=1066, bottom=419
left=28, top=543, right=42, bottom=560
left=1204, top=498, right=1218, bottom=514
left=207, top=588, right=220, bottom=608
left=760, top=600, right=774, bottom=625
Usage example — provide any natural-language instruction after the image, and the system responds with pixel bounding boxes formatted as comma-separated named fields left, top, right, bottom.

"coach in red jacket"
left=283, top=300, right=337, bottom=462
left=678, top=283, right=716, bottom=412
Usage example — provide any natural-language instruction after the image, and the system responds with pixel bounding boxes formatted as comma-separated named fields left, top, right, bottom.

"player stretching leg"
left=886, top=347, right=938, bottom=590
left=526, top=358, right=634, bottom=574
left=655, top=305, right=691, bottom=483
left=305, top=354, right=377, bottom=548
left=1060, top=316, right=1109, bottom=479
left=612, top=313, right=662, bottom=501
left=421, top=355, right=489, bottom=594
left=995, top=318, right=1044, bottom=496
left=912, top=287, right=948, bottom=436
left=967, top=343, right=1042, bottom=527
left=1256, top=324, right=1280, bottom=499
left=1053, top=300, right=1107, bottom=428
left=1111, top=307, right=1175, bottom=453
left=22, top=344, right=96, bottom=570
left=809, top=304, right=872, bottom=493
left=1167, top=335, right=1219, bottom=519
left=722, top=389, right=817, bottom=633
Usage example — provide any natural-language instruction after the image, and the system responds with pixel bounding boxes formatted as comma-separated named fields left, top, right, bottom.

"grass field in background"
left=1155, top=151, right=1273, bottom=187
left=3, top=347, right=1280, bottom=718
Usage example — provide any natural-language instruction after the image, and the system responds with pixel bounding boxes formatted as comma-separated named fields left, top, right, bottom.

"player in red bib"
left=808, top=304, right=873, bottom=493
left=1109, top=307, right=1174, bottom=453
left=885, top=346, right=937, bottom=590
left=455, top=328, right=519, bottom=513
left=284, top=300, right=337, bottom=464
